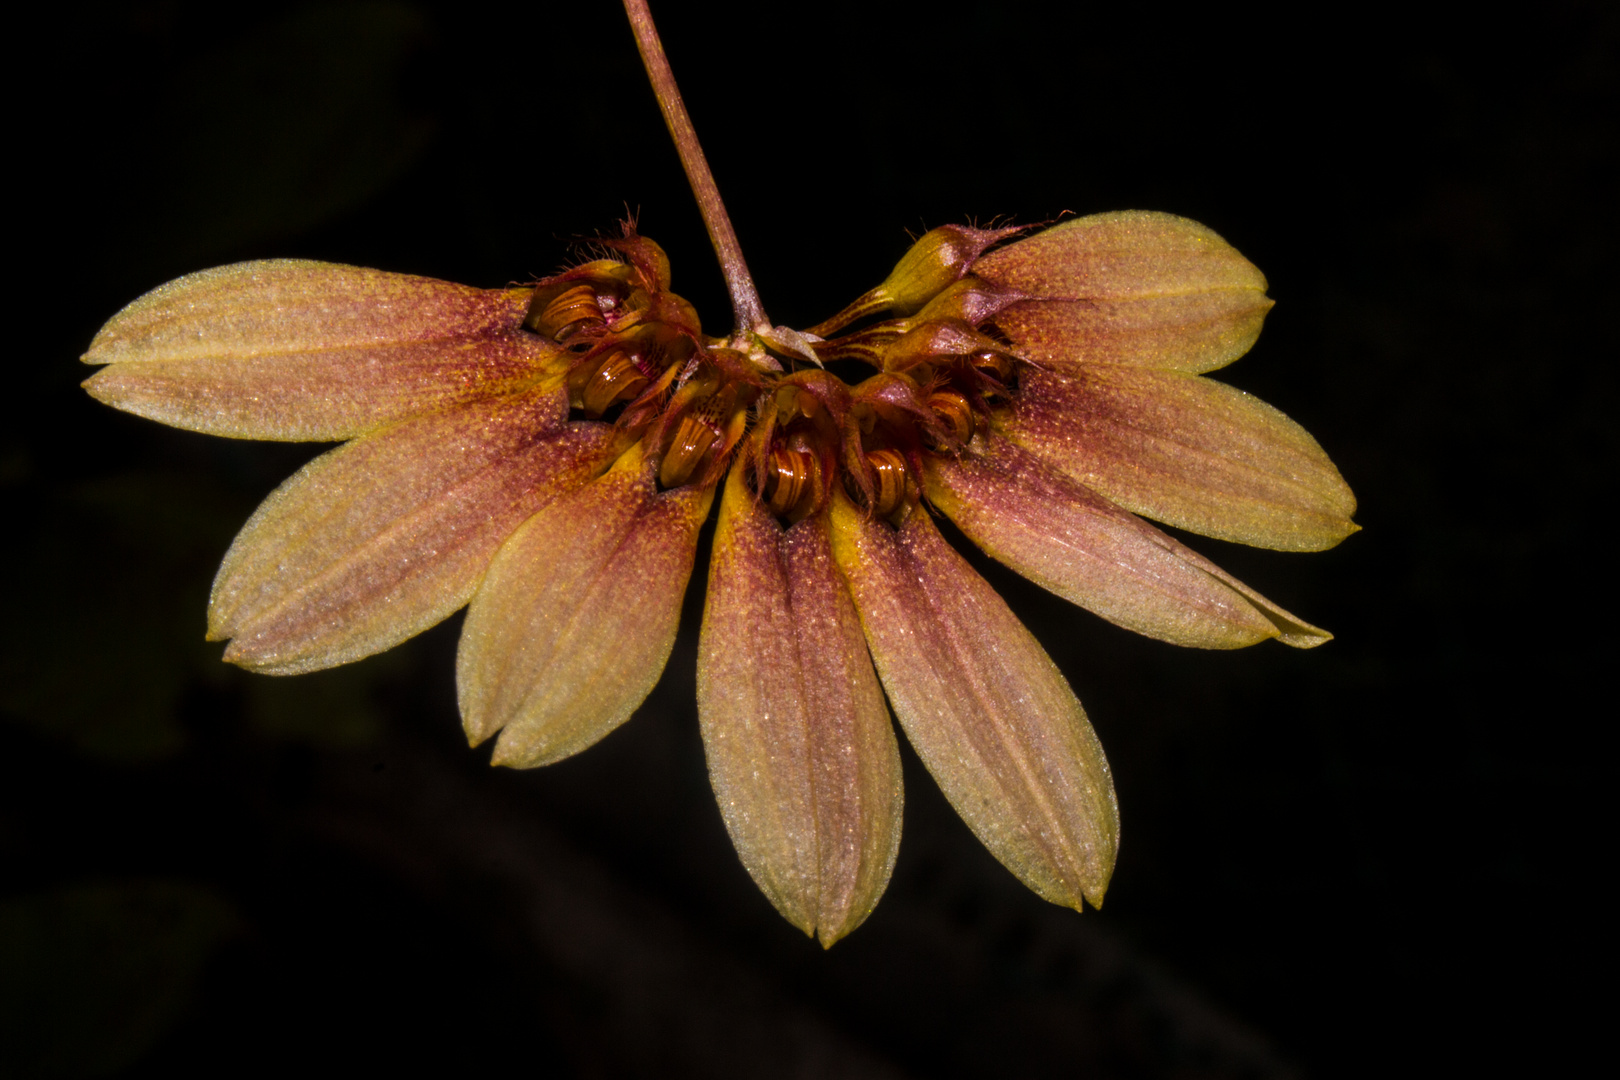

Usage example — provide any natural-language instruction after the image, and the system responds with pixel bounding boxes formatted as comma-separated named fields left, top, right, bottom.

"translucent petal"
left=925, top=436, right=1330, bottom=649
left=974, top=211, right=1271, bottom=374
left=828, top=492, right=1118, bottom=910
left=698, top=468, right=902, bottom=945
left=457, top=446, right=713, bottom=768
left=211, top=384, right=621, bottom=674
left=1004, top=367, right=1358, bottom=551
left=82, top=260, right=558, bottom=440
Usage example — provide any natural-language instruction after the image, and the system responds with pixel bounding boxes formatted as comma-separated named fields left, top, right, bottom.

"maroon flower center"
left=522, top=239, right=1027, bottom=525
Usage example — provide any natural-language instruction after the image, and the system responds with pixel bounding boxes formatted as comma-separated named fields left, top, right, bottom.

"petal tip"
left=220, top=639, right=293, bottom=675
left=80, top=369, right=112, bottom=398
left=815, top=903, right=882, bottom=948
left=487, top=728, right=584, bottom=770
left=1291, top=516, right=1361, bottom=552
left=205, top=601, right=234, bottom=642
left=461, top=718, right=494, bottom=750
left=486, top=741, right=528, bottom=769
left=1280, top=625, right=1333, bottom=649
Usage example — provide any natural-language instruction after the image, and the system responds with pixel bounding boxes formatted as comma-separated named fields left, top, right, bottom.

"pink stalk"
left=621, top=0, right=768, bottom=335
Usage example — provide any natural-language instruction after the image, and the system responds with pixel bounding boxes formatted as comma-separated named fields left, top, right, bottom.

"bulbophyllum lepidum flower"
left=82, top=210, right=1356, bottom=944
left=79, top=0, right=1355, bottom=947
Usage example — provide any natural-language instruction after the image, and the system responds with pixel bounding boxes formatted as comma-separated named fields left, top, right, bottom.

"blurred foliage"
left=0, top=880, right=238, bottom=1078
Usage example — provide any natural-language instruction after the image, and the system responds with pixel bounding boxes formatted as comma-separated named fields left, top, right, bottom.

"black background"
left=5, top=2, right=1613, bottom=1076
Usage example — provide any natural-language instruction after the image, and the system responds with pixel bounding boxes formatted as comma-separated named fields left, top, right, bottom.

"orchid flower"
left=81, top=0, right=1355, bottom=945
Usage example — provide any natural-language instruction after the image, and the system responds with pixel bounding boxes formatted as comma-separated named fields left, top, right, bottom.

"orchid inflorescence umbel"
left=80, top=0, right=1356, bottom=945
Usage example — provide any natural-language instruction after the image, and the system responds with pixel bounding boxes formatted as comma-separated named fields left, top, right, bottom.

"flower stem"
left=622, top=0, right=768, bottom=335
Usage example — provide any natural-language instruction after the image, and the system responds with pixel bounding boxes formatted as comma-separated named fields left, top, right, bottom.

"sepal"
left=697, top=466, right=902, bottom=945
left=457, top=445, right=713, bottom=767
left=973, top=212, right=1272, bottom=374
left=829, top=491, right=1118, bottom=910
left=83, top=260, right=560, bottom=440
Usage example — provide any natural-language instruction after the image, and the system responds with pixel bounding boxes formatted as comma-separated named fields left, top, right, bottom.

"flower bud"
left=807, top=224, right=1024, bottom=336
left=879, top=318, right=1013, bottom=374
left=913, top=275, right=1025, bottom=326
left=872, top=224, right=1023, bottom=316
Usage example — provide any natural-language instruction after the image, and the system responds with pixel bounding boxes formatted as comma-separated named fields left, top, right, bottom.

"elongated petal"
left=82, top=260, right=558, bottom=440
left=210, top=384, right=620, bottom=674
left=828, top=492, right=1117, bottom=910
left=697, top=468, right=902, bottom=946
left=973, top=211, right=1271, bottom=374
left=1004, top=367, right=1357, bottom=551
left=458, top=446, right=713, bottom=768
left=925, top=436, right=1330, bottom=649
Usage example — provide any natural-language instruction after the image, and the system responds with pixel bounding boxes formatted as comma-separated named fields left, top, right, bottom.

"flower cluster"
left=83, top=211, right=1355, bottom=944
